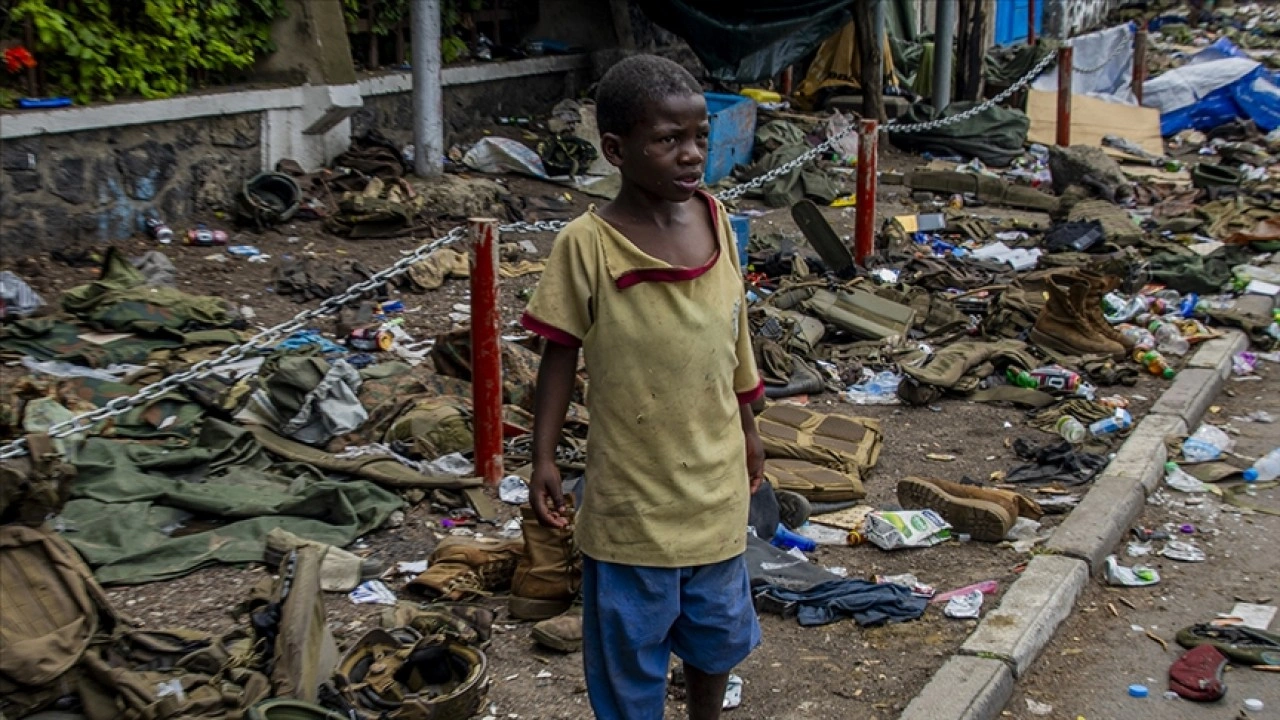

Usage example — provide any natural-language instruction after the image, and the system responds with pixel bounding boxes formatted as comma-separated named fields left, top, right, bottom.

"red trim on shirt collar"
left=614, top=191, right=722, bottom=290
left=520, top=311, right=583, bottom=348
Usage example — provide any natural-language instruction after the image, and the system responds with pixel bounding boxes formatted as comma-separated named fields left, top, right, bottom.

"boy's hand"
left=529, top=459, right=570, bottom=528
left=745, top=426, right=765, bottom=494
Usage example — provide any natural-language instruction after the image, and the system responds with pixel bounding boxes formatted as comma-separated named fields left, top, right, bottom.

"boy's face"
left=602, top=92, right=709, bottom=202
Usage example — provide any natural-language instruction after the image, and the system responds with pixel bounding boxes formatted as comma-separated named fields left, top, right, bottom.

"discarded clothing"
left=131, top=251, right=177, bottom=287
left=0, top=270, right=44, bottom=318
left=61, top=249, right=237, bottom=335
left=758, top=578, right=928, bottom=626
left=249, top=357, right=367, bottom=446
left=59, top=418, right=402, bottom=584
left=1005, top=438, right=1109, bottom=486
left=747, top=142, right=840, bottom=208
left=0, top=318, right=238, bottom=369
left=890, top=101, right=1030, bottom=167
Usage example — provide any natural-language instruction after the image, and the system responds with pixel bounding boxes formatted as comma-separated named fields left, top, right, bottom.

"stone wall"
left=0, top=113, right=261, bottom=252
left=353, top=69, right=590, bottom=148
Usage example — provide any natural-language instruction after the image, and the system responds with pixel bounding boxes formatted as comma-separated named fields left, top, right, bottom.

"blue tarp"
left=1145, top=44, right=1280, bottom=135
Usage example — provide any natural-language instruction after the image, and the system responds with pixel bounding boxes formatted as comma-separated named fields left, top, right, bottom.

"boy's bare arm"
left=530, top=342, right=579, bottom=528
left=740, top=404, right=765, bottom=493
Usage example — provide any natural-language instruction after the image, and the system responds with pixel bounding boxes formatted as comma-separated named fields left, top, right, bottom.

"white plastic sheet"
left=1033, top=23, right=1137, bottom=104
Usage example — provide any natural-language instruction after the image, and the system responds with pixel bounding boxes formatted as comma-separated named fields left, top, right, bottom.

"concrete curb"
left=897, top=330, right=1247, bottom=720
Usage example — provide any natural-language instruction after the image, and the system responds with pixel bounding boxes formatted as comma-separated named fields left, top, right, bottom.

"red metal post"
left=780, top=66, right=794, bottom=96
left=1056, top=45, right=1073, bottom=147
left=1027, top=0, right=1036, bottom=45
left=1133, top=28, right=1147, bottom=105
left=854, top=119, right=878, bottom=266
left=469, top=218, right=504, bottom=486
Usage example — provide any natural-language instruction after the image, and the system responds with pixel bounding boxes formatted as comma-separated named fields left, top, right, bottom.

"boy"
left=520, top=54, right=766, bottom=720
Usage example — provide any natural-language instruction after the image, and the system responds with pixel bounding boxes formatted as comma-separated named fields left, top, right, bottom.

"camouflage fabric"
left=61, top=248, right=237, bottom=335
left=0, top=317, right=181, bottom=367
left=430, top=330, right=586, bottom=412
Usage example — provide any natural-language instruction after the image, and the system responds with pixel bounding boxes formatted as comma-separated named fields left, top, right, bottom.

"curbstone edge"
left=1185, top=330, right=1249, bottom=380
left=1147, top=367, right=1223, bottom=429
left=897, top=656, right=1014, bottom=720
left=958, top=555, right=1089, bottom=677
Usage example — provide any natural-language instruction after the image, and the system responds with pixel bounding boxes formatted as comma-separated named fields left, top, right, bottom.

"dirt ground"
left=1004, top=362, right=1280, bottom=720
left=3, top=150, right=1190, bottom=718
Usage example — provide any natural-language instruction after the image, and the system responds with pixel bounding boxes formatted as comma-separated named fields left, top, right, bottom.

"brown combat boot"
left=509, top=504, right=581, bottom=621
left=897, top=477, right=1032, bottom=542
left=531, top=604, right=583, bottom=653
left=1029, top=273, right=1126, bottom=359
left=1077, top=268, right=1134, bottom=351
left=406, top=536, right=524, bottom=601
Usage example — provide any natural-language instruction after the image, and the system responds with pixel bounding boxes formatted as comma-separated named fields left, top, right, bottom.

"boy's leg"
left=582, top=556, right=681, bottom=720
left=669, top=555, right=761, bottom=720
left=683, top=663, right=731, bottom=720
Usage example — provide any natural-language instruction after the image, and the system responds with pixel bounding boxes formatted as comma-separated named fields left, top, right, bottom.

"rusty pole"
left=1132, top=27, right=1147, bottom=105
left=780, top=66, right=794, bottom=96
left=854, top=119, right=878, bottom=266
left=1028, top=0, right=1037, bottom=45
left=468, top=218, right=504, bottom=485
left=1056, top=45, right=1073, bottom=147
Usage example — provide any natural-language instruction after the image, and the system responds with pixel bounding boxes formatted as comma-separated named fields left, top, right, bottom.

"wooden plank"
left=1026, top=89, right=1164, bottom=156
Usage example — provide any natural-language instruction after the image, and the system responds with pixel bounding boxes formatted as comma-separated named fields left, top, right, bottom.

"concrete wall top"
left=1, top=54, right=590, bottom=142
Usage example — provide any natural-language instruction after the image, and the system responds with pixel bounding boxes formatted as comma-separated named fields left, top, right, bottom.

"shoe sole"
left=531, top=626, right=582, bottom=653
left=896, top=478, right=1009, bottom=543
left=509, top=595, right=573, bottom=621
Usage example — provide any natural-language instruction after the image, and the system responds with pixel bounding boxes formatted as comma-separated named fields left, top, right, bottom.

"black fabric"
left=1005, top=439, right=1108, bottom=486
left=634, top=0, right=854, bottom=82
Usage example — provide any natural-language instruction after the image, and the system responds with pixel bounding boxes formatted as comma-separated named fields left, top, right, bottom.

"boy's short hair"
left=595, top=55, right=703, bottom=137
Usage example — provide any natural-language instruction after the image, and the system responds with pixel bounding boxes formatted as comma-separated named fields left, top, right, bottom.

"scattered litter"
left=1182, top=424, right=1234, bottom=462
left=1233, top=351, right=1259, bottom=376
left=1225, top=603, right=1277, bottom=630
left=1127, top=541, right=1153, bottom=557
left=1231, top=410, right=1275, bottom=423
left=825, top=566, right=849, bottom=577
left=498, top=475, right=530, bottom=505
left=424, top=453, right=474, bottom=476
left=227, top=245, right=262, bottom=258
left=1164, top=462, right=1207, bottom=493
left=1159, top=541, right=1206, bottom=563
left=535, top=670, right=552, bottom=679
left=1024, top=698, right=1053, bottom=716
left=794, top=522, right=851, bottom=546
left=1128, top=684, right=1149, bottom=698
left=874, top=574, right=936, bottom=598
left=1244, top=698, right=1264, bottom=712
left=391, top=560, right=428, bottom=576
left=1104, top=555, right=1160, bottom=587
left=926, top=453, right=957, bottom=462
left=864, top=510, right=952, bottom=549
left=931, top=580, right=999, bottom=605
left=348, top=580, right=397, bottom=605
left=943, top=589, right=984, bottom=619
left=722, top=674, right=743, bottom=710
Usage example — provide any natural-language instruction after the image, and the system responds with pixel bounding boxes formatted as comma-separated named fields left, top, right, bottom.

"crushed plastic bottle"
left=1149, top=320, right=1190, bottom=356
left=1103, top=294, right=1149, bottom=324
left=1182, top=424, right=1234, bottom=462
left=1089, top=409, right=1133, bottom=437
left=1118, top=324, right=1156, bottom=351
left=1056, top=416, right=1087, bottom=444
left=1243, top=448, right=1280, bottom=483
left=845, top=371, right=901, bottom=405
left=1164, top=462, right=1206, bottom=493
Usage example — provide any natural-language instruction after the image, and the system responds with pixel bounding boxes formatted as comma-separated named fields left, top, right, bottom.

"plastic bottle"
left=1182, top=425, right=1233, bottom=462
left=145, top=216, right=173, bottom=244
left=1149, top=320, right=1190, bottom=356
left=1178, top=293, right=1200, bottom=318
left=1104, top=295, right=1149, bottom=324
left=1118, top=325, right=1156, bottom=351
left=772, top=524, right=817, bottom=552
left=1164, top=462, right=1206, bottom=492
left=1056, top=416, right=1087, bottom=444
left=1030, top=366, right=1082, bottom=394
left=1243, top=448, right=1280, bottom=483
left=1133, top=349, right=1176, bottom=379
left=1089, top=409, right=1133, bottom=437
left=1006, top=368, right=1038, bottom=389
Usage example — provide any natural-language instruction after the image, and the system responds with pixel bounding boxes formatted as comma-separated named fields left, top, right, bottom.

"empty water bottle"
left=1164, top=462, right=1205, bottom=493
left=1118, top=325, right=1156, bottom=351
left=1243, top=448, right=1280, bottom=483
left=1149, top=320, right=1190, bottom=356
left=1056, top=416, right=1087, bottom=444
left=1182, top=425, right=1233, bottom=463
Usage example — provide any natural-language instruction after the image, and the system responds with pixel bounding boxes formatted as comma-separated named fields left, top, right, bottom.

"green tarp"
left=888, top=101, right=1031, bottom=167
left=60, top=418, right=403, bottom=585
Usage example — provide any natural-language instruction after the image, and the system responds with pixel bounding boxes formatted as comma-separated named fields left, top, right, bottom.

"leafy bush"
left=2, top=0, right=286, bottom=104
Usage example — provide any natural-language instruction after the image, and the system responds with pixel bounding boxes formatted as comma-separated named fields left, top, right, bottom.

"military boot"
left=1077, top=268, right=1133, bottom=351
left=406, top=536, right=523, bottom=601
left=509, top=504, right=581, bottom=621
left=897, top=477, right=1029, bottom=542
left=1029, top=273, right=1126, bottom=359
left=531, top=601, right=583, bottom=653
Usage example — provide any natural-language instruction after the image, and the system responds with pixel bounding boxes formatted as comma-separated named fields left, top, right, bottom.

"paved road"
left=1004, top=358, right=1280, bottom=720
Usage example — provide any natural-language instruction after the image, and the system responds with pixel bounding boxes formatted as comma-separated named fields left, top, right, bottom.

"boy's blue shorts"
left=582, top=553, right=761, bottom=720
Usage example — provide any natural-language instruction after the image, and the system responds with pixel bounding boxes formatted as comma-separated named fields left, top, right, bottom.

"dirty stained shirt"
left=520, top=193, right=764, bottom=568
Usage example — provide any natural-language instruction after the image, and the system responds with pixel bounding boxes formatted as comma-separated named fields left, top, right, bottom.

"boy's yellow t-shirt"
left=521, top=193, right=763, bottom=568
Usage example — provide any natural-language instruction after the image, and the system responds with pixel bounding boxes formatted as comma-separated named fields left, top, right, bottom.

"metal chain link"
left=0, top=40, right=1067, bottom=460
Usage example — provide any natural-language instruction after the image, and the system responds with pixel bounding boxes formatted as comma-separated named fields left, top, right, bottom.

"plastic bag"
left=864, top=510, right=952, bottom=550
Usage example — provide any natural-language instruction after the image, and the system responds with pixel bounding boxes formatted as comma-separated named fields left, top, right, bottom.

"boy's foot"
left=531, top=605, right=583, bottom=653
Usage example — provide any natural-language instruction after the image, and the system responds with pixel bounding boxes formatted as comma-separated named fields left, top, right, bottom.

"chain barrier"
left=0, top=40, right=1073, bottom=460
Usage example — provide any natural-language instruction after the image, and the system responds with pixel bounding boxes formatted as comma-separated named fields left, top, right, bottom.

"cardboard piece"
left=1027, top=89, right=1164, bottom=157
